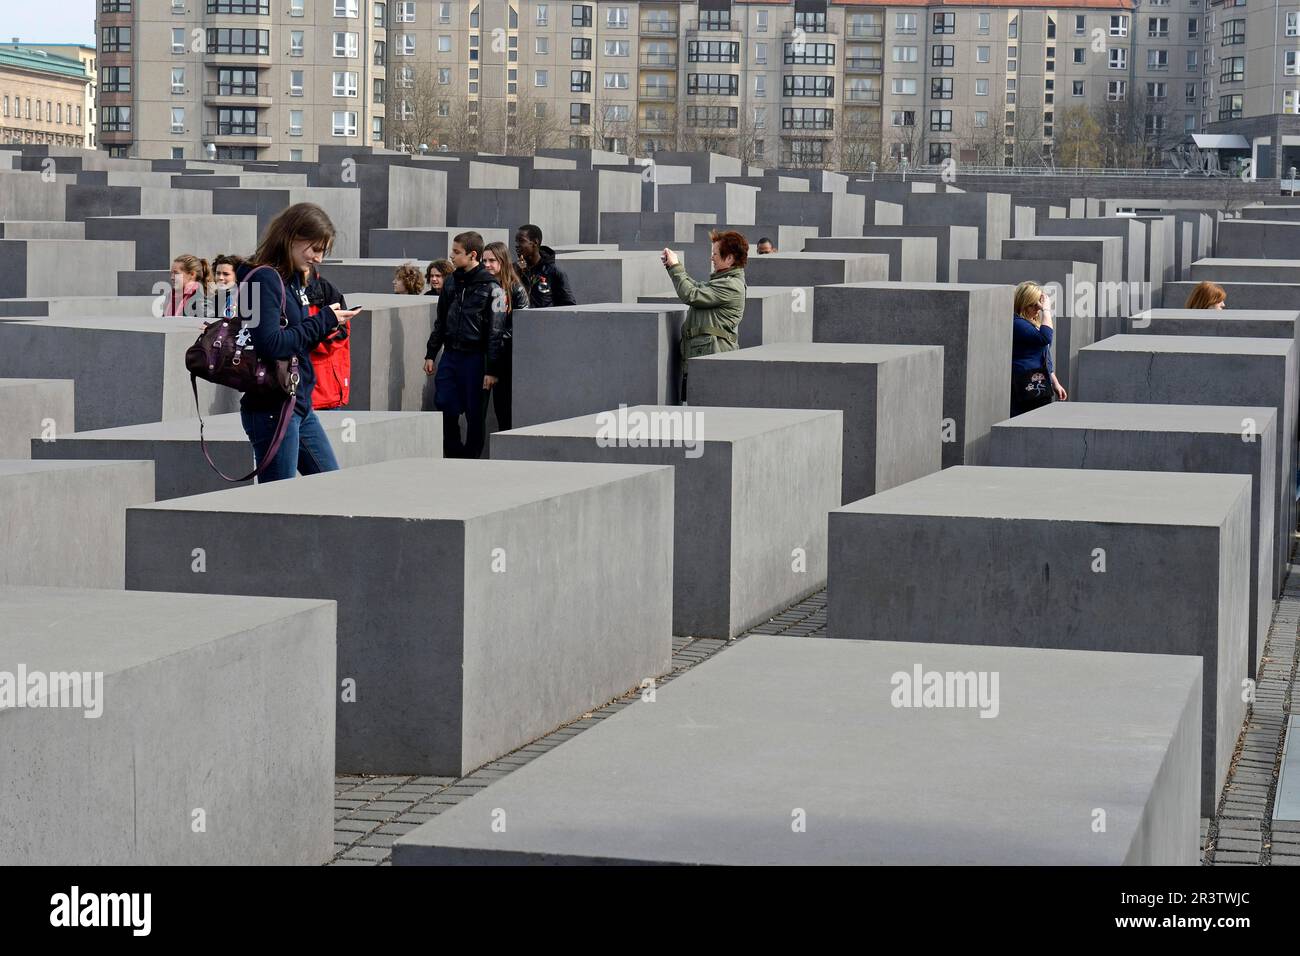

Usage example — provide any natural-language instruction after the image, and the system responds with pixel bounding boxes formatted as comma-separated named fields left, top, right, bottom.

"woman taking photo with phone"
left=1010, top=280, right=1067, bottom=417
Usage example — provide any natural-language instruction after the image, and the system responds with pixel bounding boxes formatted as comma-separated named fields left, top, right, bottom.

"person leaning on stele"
left=660, top=230, right=748, bottom=403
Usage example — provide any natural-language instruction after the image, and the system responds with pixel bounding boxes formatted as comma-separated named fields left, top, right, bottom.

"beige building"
left=10, top=43, right=98, bottom=148
left=0, top=43, right=93, bottom=147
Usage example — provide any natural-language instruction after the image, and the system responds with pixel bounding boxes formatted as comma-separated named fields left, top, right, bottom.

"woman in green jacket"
left=661, top=229, right=749, bottom=403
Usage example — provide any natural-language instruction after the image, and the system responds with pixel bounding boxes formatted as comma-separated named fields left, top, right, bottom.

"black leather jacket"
left=519, top=246, right=577, bottom=308
left=425, top=265, right=510, bottom=375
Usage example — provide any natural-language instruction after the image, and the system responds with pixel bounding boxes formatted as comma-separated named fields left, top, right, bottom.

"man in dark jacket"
left=423, top=231, right=508, bottom=458
left=515, top=223, right=577, bottom=308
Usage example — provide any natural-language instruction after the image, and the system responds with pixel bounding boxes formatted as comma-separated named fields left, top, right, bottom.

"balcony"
left=845, top=56, right=883, bottom=73
left=640, top=18, right=678, bottom=35
left=847, top=24, right=884, bottom=40
left=844, top=89, right=882, bottom=104
left=639, top=118, right=675, bottom=132
left=204, top=120, right=271, bottom=144
left=204, top=81, right=271, bottom=106
left=782, top=20, right=838, bottom=36
left=639, top=85, right=677, bottom=100
left=639, top=52, right=678, bottom=68
left=685, top=19, right=737, bottom=36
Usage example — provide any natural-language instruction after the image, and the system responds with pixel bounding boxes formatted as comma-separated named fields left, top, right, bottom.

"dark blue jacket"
left=1012, top=314, right=1054, bottom=376
left=236, top=262, right=336, bottom=416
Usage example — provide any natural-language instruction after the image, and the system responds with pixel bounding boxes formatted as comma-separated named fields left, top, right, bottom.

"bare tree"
left=509, top=89, right=565, bottom=155
left=387, top=63, right=445, bottom=151
left=590, top=95, right=636, bottom=154
left=837, top=107, right=878, bottom=171
left=1053, top=105, right=1106, bottom=169
left=1008, top=105, right=1047, bottom=167
left=881, top=111, right=922, bottom=168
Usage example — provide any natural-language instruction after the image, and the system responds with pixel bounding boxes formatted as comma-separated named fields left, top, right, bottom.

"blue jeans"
left=240, top=406, right=340, bottom=483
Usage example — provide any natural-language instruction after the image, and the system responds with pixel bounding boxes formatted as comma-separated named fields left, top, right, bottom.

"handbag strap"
left=191, top=374, right=296, bottom=483
left=243, top=264, right=287, bottom=326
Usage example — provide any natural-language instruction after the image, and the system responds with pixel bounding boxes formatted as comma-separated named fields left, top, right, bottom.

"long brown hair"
left=173, top=254, right=213, bottom=294
left=483, top=241, right=521, bottom=310
left=250, top=203, right=336, bottom=279
left=1184, top=280, right=1226, bottom=309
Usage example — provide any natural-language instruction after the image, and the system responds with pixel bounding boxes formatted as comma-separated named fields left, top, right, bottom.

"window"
left=1072, top=80, right=1084, bottom=96
left=570, top=70, right=591, bottom=92
left=929, top=109, right=952, bottom=131
left=688, top=105, right=738, bottom=128
left=975, top=79, right=988, bottom=96
left=1074, top=14, right=1086, bottom=35
left=288, top=109, right=303, bottom=136
left=438, top=35, right=451, bottom=53
left=1110, top=15, right=1128, bottom=37
left=755, top=75, right=765, bottom=97
left=977, top=46, right=990, bottom=64
left=605, top=40, right=629, bottom=57
left=1188, top=50, right=1198, bottom=70
left=536, top=36, right=549, bottom=55
left=570, top=102, right=591, bottom=124
left=572, top=38, right=591, bottom=59
left=1221, top=56, right=1244, bottom=81
left=932, top=45, right=954, bottom=67
left=782, top=75, right=833, bottom=97
left=373, top=40, right=386, bottom=64
left=101, top=27, right=131, bottom=52
left=933, top=13, right=955, bottom=34
left=396, top=1, right=416, bottom=22
left=931, top=77, right=953, bottom=99
left=1109, top=48, right=1127, bottom=70
left=334, top=0, right=358, bottom=17
left=206, top=0, right=269, bottom=10
left=1008, top=16, right=1017, bottom=39
left=395, top=34, right=413, bottom=55
left=330, top=32, right=358, bottom=57
left=753, top=106, right=766, bottom=127
left=215, top=107, right=258, bottom=134
left=101, top=66, right=131, bottom=93
left=691, top=73, right=740, bottom=95
left=974, top=110, right=988, bottom=127
left=694, top=41, right=741, bottom=63
left=101, top=106, right=130, bottom=132
left=101, top=0, right=132, bottom=10
left=371, top=117, right=383, bottom=143
left=606, top=6, right=628, bottom=28
left=1222, top=20, right=1245, bottom=45
left=332, top=71, right=358, bottom=97
left=1286, top=90, right=1300, bottom=113
left=1288, top=12, right=1300, bottom=37
left=572, top=4, right=591, bottom=28
left=604, top=72, right=629, bottom=89
left=290, top=31, right=304, bottom=56
left=1218, top=94, right=1243, bottom=120
left=438, top=67, right=451, bottom=84
left=978, top=13, right=990, bottom=34
left=1286, top=52, right=1300, bottom=76
left=208, top=28, right=270, bottom=55
left=170, top=27, right=186, bottom=54
left=928, top=142, right=952, bottom=164
left=215, top=68, right=257, bottom=95
left=892, top=78, right=917, bottom=95
left=372, top=78, right=384, bottom=103
left=1147, top=82, right=1167, bottom=101
left=1188, top=17, right=1199, bottom=38
left=891, top=110, right=915, bottom=126
left=1186, top=81, right=1197, bottom=103
left=535, top=69, right=548, bottom=87
left=1108, top=79, right=1127, bottom=100
left=164, top=107, right=182, bottom=134
left=331, top=110, right=358, bottom=136
left=896, top=13, right=916, bottom=34
left=781, top=107, right=831, bottom=130
left=784, top=42, right=834, bottom=65
left=1148, top=50, right=1168, bottom=70
left=755, top=42, right=767, bottom=64
left=1148, top=17, right=1169, bottom=38
left=892, top=46, right=918, bottom=63
left=1070, top=47, right=1084, bottom=65
left=784, top=140, right=826, bottom=166
left=398, top=98, right=414, bottom=120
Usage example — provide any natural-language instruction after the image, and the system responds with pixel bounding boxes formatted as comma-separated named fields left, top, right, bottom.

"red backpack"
left=309, top=305, right=351, bottom=409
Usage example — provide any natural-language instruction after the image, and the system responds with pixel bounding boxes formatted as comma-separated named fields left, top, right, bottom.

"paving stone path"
left=333, top=577, right=1300, bottom=866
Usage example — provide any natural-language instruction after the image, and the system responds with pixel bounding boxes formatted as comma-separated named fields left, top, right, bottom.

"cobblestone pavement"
left=332, top=575, right=1300, bottom=866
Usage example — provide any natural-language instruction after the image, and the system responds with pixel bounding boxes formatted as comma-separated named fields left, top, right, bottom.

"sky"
left=5, top=0, right=97, bottom=45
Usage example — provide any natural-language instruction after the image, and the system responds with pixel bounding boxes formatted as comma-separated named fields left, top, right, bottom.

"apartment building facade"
left=10, top=43, right=98, bottom=148
left=0, top=44, right=94, bottom=147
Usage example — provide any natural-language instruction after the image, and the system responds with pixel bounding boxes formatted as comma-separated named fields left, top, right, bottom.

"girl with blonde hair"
left=1011, top=280, right=1067, bottom=416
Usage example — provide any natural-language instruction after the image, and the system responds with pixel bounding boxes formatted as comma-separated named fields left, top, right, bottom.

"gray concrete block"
left=1013, top=204, right=1036, bottom=238
left=599, top=211, right=717, bottom=245
left=689, top=343, right=943, bottom=504
left=1077, top=335, right=1297, bottom=597
left=317, top=260, right=424, bottom=295
left=858, top=224, right=980, bottom=283
left=1191, top=258, right=1300, bottom=283
left=756, top=190, right=865, bottom=236
left=0, top=295, right=158, bottom=319
left=554, top=250, right=677, bottom=302
left=1001, top=236, right=1128, bottom=337
left=691, top=221, right=821, bottom=253
left=1131, top=214, right=1176, bottom=295
left=1035, top=216, right=1147, bottom=289
left=989, top=402, right=1276, bottom=674
left=801, top=236, right=938, bottom=282
left=0, top=317, right=241, bottom=431
left=32, top=410, right=440, bottom=501
left=527, top=167, right=642, bottom=244
left=955, top=258, right=1097, bottom=396
left=0, top=459, right=154, bottom=588
left=827, top=465, right=1248, bottom=816
left=903, top=191, right=1011, bottom=259
left=392, top=634, right=1201, bottom=865
left=0, top=586, right=335, bottom=865
left=83, top=215, right=258, bottom=271
left=0, top=220, right=84, bottom=240
left=211, top=187, right=362, bottom=259
left=0, top=378, right=74, bottom=458
left=493, top=406, right=840, bottom=638
left=741, top=251, right=888, bottom=287
left=447, top=187, right=580, bottom=246
left=1161, top=281, right=1300, bottom=312
left=512, top=305, right=683, bottom=427
left=0, top=239, right=136, bottom=298
left=125, top=458, right=673, bottom=776
left=118, top=270, right=170, bottom=296
left=658, top=182, right=758, bottom=224
left=1126, top=308, right=1300, bottom=341
left=315, top=159, right=447, bottom=257
left=368, top=226, right=510, bottom=261
left=637, top=286, right=812, bottom=348
left=329, top=292, right=438, bottom=412
left=1214, top=220, right=1300, bottom=260
left=812, top=282, right=1012, bottom=467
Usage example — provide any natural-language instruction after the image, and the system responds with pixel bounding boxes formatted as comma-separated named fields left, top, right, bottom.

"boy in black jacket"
left=514, top=223, right=577, bottom=308
left=422, top=231, right=508, bottom=458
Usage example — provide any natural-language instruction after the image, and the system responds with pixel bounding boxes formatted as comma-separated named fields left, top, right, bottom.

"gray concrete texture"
left=32, top=410, right=440, bottom=501
left=392, top=634, right=1201, bottom=865
left=903, top=190, right=1011, bottom=259
left=657, top=183, right=758, bottom=225
left=526, top=168, right=642, bottom=244
left=367, top=226, right=510, bottom=261
left=812, top=282, right=1013, bottom=467
left=83, top=214, right=258, bottom=271
left=755, top=190, right=865, bottom=237
left=447, top=187, right=580, bottom=247
left=0, top=586, right=335, bottom=865
left=741, top=251, right=889, bottom=288
left=553, top=250, right=679, bottom=302
left=1126, top=308, right=1300, bottom=342
left=859, top=224, right=981, bottom=283
left=801, top=236, right=939, bottom=282
left=826, top=465, right=1248, bottom=816
left=210, top=187, right=362, bottom=259
left=493, top=406, right=842, bottom=638
left=124, top=458, right=674, bottom=776
left=988, top=402, right=1276, bottom=674
left=1001, top=236, right=1128, bottom=337
left=511, top=305, right=683, bottom=427
left=638, top=285, right=813, bottom=349
left=0, top=295, right=159, bottom=318
left=1076, top=335, right=1297, bottom=597
left=328, top=293, right=439, bottom=412
left=688, top=342, right=943, bottom=504
left=1034, top=217, right=1147, bottom=290
left=1216, top=220, right=1300, bottom=260
left=0, top=378, right=75, bottom=458
left=0, top=239, right=135, bottom=299
left=1191, top=258, right=1300, bottom=283
left=0, top=458, right=154, bottom=588
left=1161, top=280, right=1300, bottom=312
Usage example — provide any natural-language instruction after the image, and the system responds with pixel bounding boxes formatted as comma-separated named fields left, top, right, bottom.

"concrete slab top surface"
left=0, top=459, right=146, bottom=478
left=0, top=378, right=68, bottom=389
left=0, top=586, right=333, bottom=677
left=835, top=465, right=1249, bottom=526
left=393, top=635, right=1201, bottom=866
left=0, top=317, right=202, bottom=333
left=500, top=405, right=839, bottom=442
left=1132, top=309, right=1299, bottom=321
left=523, top=304, right=682, bottom=315
left=135, top=457, right=671, bottom=520
left=694, top=342, right=940, bottom=364
left=821, top=280, right=1005, bottom=293
left=46, top=411, right=432, bottom=443
left=346, top=293, right=436, bottom=307
left=997, top=402, right=1277, bottom=434
left=1085, top=334, right=1294, bottom=356
left=1194, top=258, right=1300, bottom=267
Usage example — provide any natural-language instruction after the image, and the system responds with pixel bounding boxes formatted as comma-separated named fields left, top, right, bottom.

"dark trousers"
left=241, top=406, right=340, bottom=482
left=484, top=346, right=512, bottom=432
left=435, top=348, right=488, bottom=458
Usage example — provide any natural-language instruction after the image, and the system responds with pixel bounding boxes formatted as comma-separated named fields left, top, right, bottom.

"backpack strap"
left=191, top=374, right=295, bottom=483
